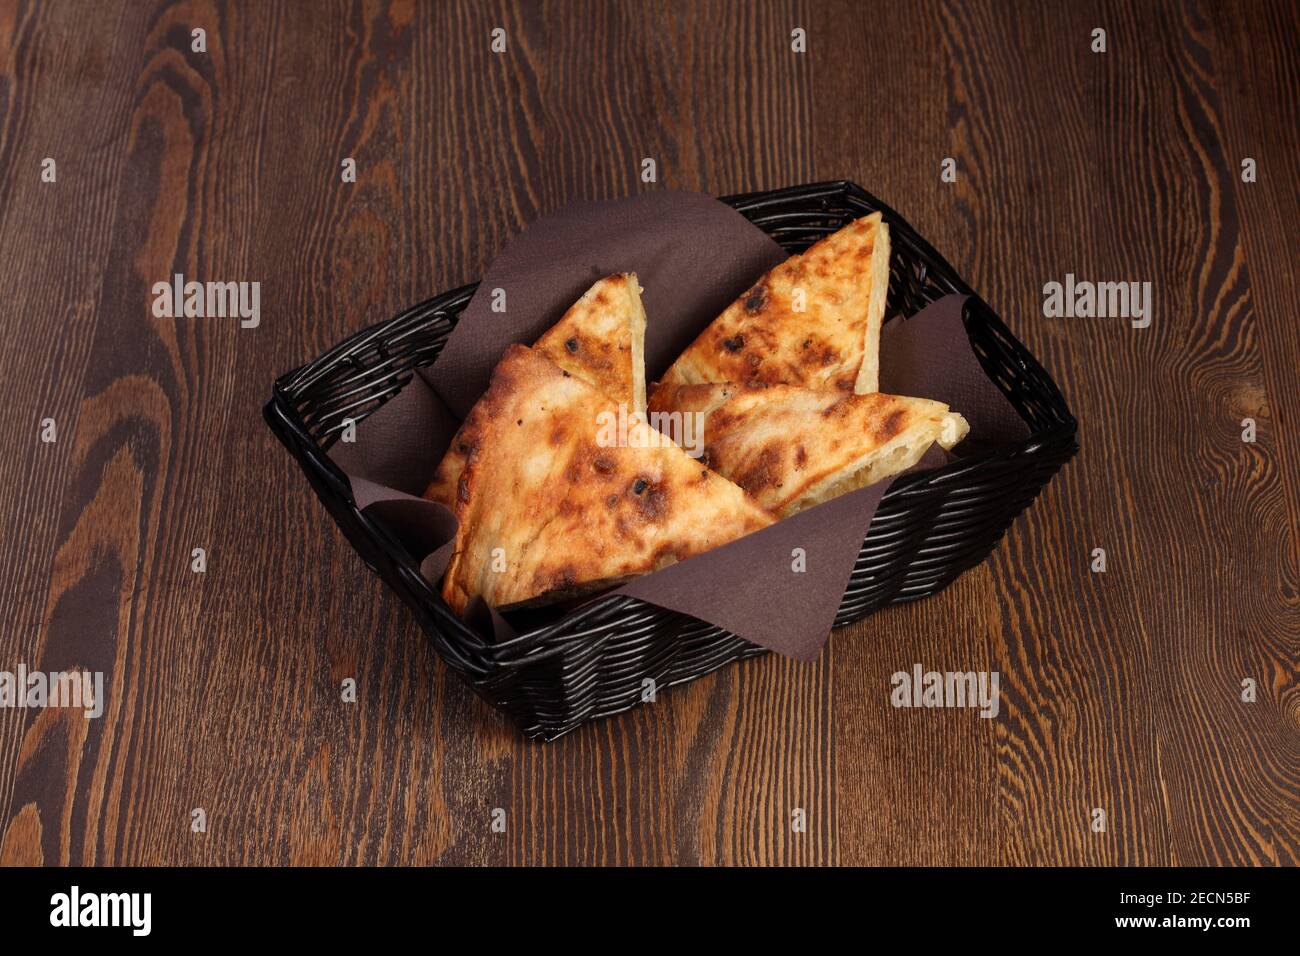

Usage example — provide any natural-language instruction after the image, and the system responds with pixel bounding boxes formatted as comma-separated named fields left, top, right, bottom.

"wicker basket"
left=264, top=181, right=1078, bottom=740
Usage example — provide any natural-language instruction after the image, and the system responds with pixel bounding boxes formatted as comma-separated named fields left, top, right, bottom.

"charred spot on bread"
left=546, top=566, right=579, bottom=591
left=743, top=284, right=769, bottom=314
left=639, top=486, right=668, bottom=519
left=821, top=397, right=850, bottom=419
left=735, top=445, right=782, bottom=495
left=622, top=475, right=668, bottom=520
left=564, top=337, right=579, bottom=353
left=721, top=334, right=745, bottom=353
left=707, top=408, right=738, bottom=432
left=876, top=409, right=907, bottom=441
left=564, top=446, right=591, bottom=483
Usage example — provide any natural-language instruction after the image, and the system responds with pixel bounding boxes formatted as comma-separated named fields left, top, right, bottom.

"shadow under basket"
left=264, top=181, right=1078, bottom=741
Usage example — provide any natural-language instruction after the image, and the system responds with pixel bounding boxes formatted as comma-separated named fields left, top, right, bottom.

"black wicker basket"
left=264, top=181, right=1077, bottom=740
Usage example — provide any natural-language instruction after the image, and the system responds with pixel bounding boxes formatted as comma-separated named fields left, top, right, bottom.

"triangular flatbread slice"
left=424, top=273, right=646, bottom=507
left=441, top=345, right=773, bottom=615
left=649, top=383, right=968, bottom=518
left=654, top=213, right=891, bottom=396
left=534, top=272, right=647, bottom=413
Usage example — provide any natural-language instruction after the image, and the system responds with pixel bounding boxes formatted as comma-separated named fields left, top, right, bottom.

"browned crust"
left=425, top=273, right=645, bottom=509
left=534, top=273, right=641, bottom=407
left=441, top=346, right=772, bottom=615
left=651, top=382, right=963, bottom=517
left=656, top=214, right=889, bottom=395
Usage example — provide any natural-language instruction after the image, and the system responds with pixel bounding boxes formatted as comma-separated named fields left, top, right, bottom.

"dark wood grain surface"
left=0, top=0, right=1295, bottom=866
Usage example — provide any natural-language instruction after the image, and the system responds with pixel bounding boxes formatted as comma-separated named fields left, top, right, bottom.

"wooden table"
left=0, top=0, right=1295, bottom=866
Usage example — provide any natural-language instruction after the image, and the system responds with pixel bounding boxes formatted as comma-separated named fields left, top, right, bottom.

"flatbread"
left=534, top=272, right=647, bottom=414
left=649, top=382, right=968, bottom=518
left=653, top=213, right=891, bottom=397
left=441, top=345, right=773, bottom=615
left=425, top=273, right=646, bottom=508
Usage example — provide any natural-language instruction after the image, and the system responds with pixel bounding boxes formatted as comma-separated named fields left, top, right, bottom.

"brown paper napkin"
left=329, top=191, right=1026, bottom=659
left=425, top=191, right=789, bottom=417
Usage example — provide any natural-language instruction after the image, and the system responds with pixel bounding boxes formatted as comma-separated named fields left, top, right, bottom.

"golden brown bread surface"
left=653, top=213, right=891, bottom=397
left=441, top=345, right=773, bottom=615
left=534, top=272, right=647, bottom=414
left=425, top=273, right=646, bottom=508
left=650, top=382, right=968, bottom=518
